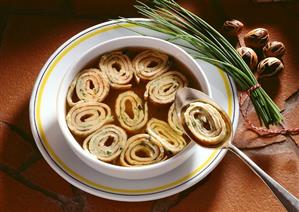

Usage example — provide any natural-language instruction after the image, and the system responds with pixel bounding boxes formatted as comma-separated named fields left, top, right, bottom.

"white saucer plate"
left=29, top=18, right=239, bottom=202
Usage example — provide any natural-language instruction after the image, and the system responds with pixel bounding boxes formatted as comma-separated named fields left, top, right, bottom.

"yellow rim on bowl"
left=34, top=21, right=234, bottom=194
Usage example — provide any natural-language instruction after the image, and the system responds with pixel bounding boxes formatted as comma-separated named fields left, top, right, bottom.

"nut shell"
left=257, top=57, right=284, bottom=78
left=263, top=41, right=286, bottom=58
left=244, top=28, right=269, bottom=48
left=237, top=47, right=258, bottom=71
left=222, top=19, right=244, bottom=36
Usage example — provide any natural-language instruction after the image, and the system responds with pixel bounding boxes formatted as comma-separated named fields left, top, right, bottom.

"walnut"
left=237, top=47, right=258, bottom=71
left=244, top=28, right=269, bottom=48
left=263, top=41, right=286, bottom=58
left=257, top=57, right=284, bottom=78
left=222, top=19, right=244, bottom=37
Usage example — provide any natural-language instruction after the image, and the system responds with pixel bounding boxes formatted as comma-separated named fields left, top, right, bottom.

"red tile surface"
left=85, top=195, right=152, bottom=211
left=282, top=90, right=299, bottom=145
left=217, top=0, right=298, bottom=23
left=171, top=146, right=298, bottom=211
left=0, top=172, right=62, bottom=212
left=0, top=0, right=62, bottom=11
left=0, top=14, right=99, bottom=126
left=71, top=0, right=218, bottom=21
left=22, top=160, right=73, bottom=197
left=245, top=140, right=299, bottom=197
left=0, top=123, right=35, bottom=169
left=0, top=1, right=298, bottom=211
left=72, top=0, right=140, bottom=18
left=175, top=0, right=216, bottom=21
left=0, top=14, right=99, bottom=211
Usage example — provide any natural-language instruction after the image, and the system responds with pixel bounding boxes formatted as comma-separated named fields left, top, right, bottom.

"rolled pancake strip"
left=115, top=91, right=148, bottom=132
left=99, top=51, right=134, bottom=89
left=144, top=71, right=188, bottom=104
left=120, top=134, right=165, bottom=166
left=67, top=68, right=110, bottom=107
left=168, top=103, right=184, bottom=135
left=146, top=118, right=186, bottom=154
left=183, top=102, right=230, bottom=145
left=66, top=102, right=113, bottom=137
left=133, top=50, right=169, bottom=83
left=83, top=124, right=127, bottom=162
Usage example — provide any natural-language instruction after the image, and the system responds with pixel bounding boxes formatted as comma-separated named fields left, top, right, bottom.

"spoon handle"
left=228, top=144, right=299, bottom=211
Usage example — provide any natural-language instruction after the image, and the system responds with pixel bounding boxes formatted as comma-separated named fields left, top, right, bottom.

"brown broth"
left=67, top=48, right=201, bottom=166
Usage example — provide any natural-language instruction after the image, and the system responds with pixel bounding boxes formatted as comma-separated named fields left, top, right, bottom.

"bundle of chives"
left=127, top=0, right=282, bottom=127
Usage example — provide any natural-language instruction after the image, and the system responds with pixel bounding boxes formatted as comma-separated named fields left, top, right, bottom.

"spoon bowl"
left=175, top=87, right=232, bottom=148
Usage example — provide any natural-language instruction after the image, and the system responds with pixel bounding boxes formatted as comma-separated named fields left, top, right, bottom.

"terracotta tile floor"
left=0, top=0, right=298, bottom=211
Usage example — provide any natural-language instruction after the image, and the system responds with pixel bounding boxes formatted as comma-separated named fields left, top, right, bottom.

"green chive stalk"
left=127, top=0, right=282, bottom=127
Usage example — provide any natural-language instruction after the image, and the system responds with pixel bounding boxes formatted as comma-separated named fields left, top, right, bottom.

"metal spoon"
left=175, top=87, right=299, bottom=211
